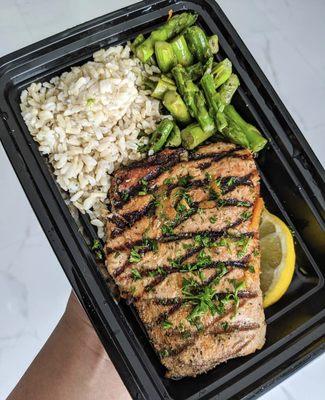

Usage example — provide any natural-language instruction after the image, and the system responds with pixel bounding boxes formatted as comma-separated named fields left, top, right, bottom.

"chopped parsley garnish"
left=176, top=202, right=187, bottom=213
left=148, top=270, right=158, bottom=278
left=181, top=330, right=192, bottom=339
left=230, top=279, right=245, bottom=311
left=178, top=174, right=193, bottom=187
left=121, top=191, right=129, bottom=201
left=92, top=240, right=101, bottom=250
left=169, top=257, right=181, bottom=268
left=162, top=320, right=173, bottom=329
left=198, top=270, right=206, bottom=282
left=86, top=98, right=95, bottom=106
left=161, top=223, right=174, bottom=235
left=237, top=237, right=250, bottom=258
left=163, top=177, right=174, bottom=185
left=138, top=178, right=148, bottom=196
left=209, top=187, right=219, bottom=201
left=248, top=265, right=255, bottom=273
left=131, top=268, right=142, bottom=280
left=159, top=349, right=170, bottom=357
left=194, top=234, right=212, bottom=248
left=215, top=177, right=221, bottom=186
left=92, top=240, right=104, bottom=260
left=221, top=322, right=229, bottom=331
left=143, top=238, right=158, bottom=252
left=218, top=238, right=231, bottom=252
left=226, top=177, right=236, bottom=187
left=216, top=198, right=226, bottom=208
left=157, top=266, right=167, bottom=276
left=180, top=250, right=212, bottom=272
left=236, top=201, right=251, bottom=207
left=241, top=210, right=252, bottom=221
left=114, top=251, right=120, bottom=259
left=209, top=216, right=217, bottom=224
left=205, top=172, right=212, bottom=181
left=129, top=248, right=142, bottom=263
left=182, top=265, right=228, bottom=322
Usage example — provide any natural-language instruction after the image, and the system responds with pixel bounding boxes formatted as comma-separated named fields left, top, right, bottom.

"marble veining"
left=0, top=0, right=324, bottom=399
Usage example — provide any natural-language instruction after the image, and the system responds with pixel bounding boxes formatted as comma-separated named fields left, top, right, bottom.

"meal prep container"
left=0, top=0, right=324, bottom=398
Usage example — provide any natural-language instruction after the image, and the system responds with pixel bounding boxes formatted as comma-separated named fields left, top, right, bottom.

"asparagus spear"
left=131, top=34, right=145, bottom=53
left=163, top=91, right=191, bottom=124
left=219, top=73, right=240, bottom=105
left=185, top=26, right=212, bottom=61
left=201, top=73, right=225, bottom=118
left=136, top=12, right=197, bottom=63
left=166, top=124, right=182, bottom=147
left=212, top=58, right=232, bottom=88
left=172, top=65, right=215, bottom=133
left=155, top=41, right=177, bottom=73
left=208, top=34, right=219, bottom=54
left=195, top=91, right=215, bottom=134
left=181, top=123, right=214, bottom=149
left=150, top=119, right=174, bottom=152
left=172, top=65, right=197, bottom=117
left=219, top=117, right=250, bottom=149
left=224, top=105, right=267, bottom=152
left=151, top=76, right=176, bottom=99
left=203, top=57, right=214, bottom=75
left=185, top=62, right=204, bottom=81
left=171, top=35, right=194, bottom=66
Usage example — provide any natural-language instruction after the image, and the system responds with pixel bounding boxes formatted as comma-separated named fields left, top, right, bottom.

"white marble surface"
left=0, top=1, right=324, bottom=399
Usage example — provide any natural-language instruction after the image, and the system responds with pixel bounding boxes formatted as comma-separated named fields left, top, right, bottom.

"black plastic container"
left=0, top=1, right=324, bottom=399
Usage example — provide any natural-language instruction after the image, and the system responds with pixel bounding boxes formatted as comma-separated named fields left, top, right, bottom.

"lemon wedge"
left=259, top=208, right=295, bottom=308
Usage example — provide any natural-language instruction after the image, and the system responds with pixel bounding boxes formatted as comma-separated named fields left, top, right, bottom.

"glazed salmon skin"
left=105, top=142, right=266, bottom=378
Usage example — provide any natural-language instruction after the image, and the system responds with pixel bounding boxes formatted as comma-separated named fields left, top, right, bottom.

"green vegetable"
left=155, top=41, right=177, bottom=73
left=163, top=91, right=191, bottom=124
left=208, top=34, right=219, bottom=54
left=162, top=320, right=173, bottom=329
left=185, top=62, right=204, bottom=81
left=224, top=105, right=267, bottom=152
left=212, top=58, right=232, bottom=88
left=181, top=123, right=215, bottom=150
left=149, top=119, right=174, bottom=152
left=129, top=248, right=142, bottom=263
left=219, top=73, right=240, bottom=105
left=185, top=25, right=211, bottom=61
left=171, top=35, right=194, bottom=66
left=203, top=57, right=214, bottom=75
left=131, top=33, right=145, bottom=53
left=151, top=76, right=176, bottom=99
left=200, top=73, right=226, bottom=131
left=131, top=268, right=142, bottom=280
left=182, top=264, right=228, bottom=322
left=172, top=65, right=215, bottom=134
left=166, top=124, right=182, bottom=147
left=136, top=12, right=198, bottom=63
left=195, top=91, right=215, bottom=134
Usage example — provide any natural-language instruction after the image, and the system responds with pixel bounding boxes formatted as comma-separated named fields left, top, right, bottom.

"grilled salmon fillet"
left=105, top=142, right=266, bottom=378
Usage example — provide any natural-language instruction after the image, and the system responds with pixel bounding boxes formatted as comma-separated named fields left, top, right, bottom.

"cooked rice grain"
left=20, top=44, right=162, bottom=238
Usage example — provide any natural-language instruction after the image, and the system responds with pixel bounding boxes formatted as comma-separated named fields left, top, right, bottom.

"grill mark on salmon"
left=108, top=178, right=254, bottom=237
left=106, top=219, right=255, bottom=254
left=111, top=149, right=255, bottom=209
left=111, top=233, right=256, bottom=278
left=149, top=294, right=259, bottom=358
left=105, top=143, right=265, bottom=378
left=138, top=290, right=259, bottom=333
